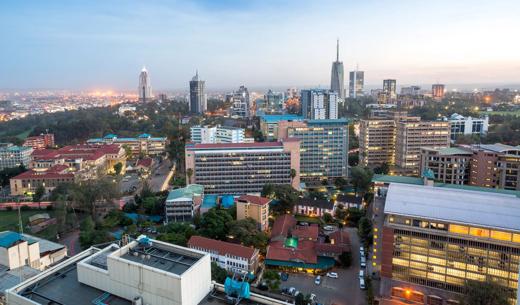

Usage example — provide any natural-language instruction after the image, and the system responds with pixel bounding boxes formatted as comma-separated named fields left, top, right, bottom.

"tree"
left=186, top=168, right=193, bottom=185
left=122, top=145, right=133, bottom=159
left=263, top=270, right=281, bottom=291
left=334, top=177, right=348, bottom=189
left=295, top=293, right=311, bottom=305
left=290, top=168, right=297, bottom=183
left=228, top=218, right=269, bottom=251
left=198, top=208, right=233, bottom=240
left=156, top=222, right=196, bottom=247
left=322, top=212, right=333, bottom=223
left=350, top=166, right=373, bottom=195
left=358, top=217, right=373, bottom=248
left=262, top=184, right=299, bottom=215
left=33, top=184, right=46, bottom=204
left=460, top=279, right=510, bottom=305
left=113, top=162, right=123, bottom=175
left=0, top=165, right=26, bottom=186
left=211, top=262, right=228, bottom=283
left=338, top=251, right=352, bottom=267
left=373, top=162, right=389, bottom=175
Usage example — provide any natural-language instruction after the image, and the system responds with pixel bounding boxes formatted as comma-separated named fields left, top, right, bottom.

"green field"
left=481, top=111, right=520, bottom=117
left=0, top=209, right=57, bottom=240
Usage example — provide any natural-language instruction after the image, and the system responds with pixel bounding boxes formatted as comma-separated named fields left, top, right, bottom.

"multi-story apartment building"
left=283, top=119, right=348, bottom=181
left=379, top=183, right=520, bottom=305
left=383, top=79, right=397, bottom=100
left=185, top=140, right=300, bottom=194
left=87, top=133, right=167, bottom=156
left=469, top=143, right=520, bottom=190
left=23, top=134, right=55, bottom=150
left=444, top=113, right=489, bottom=141
left=395, top=120, right=450, bottom=173
left=236, top=195, right=271, bottom=231
left=419, top=147, right=472, bottom=185
left=229, top=86, right=251, bottom=118
left=188, top=235, right=260, bottom=275
left=432, top=83, right=446, bottom=100
left=349, top=70, right=364, bottom=98
left=190, top=125, right=246, bottom=144
left=263, top=89, right=285, bottom=114
left=360, top=119, right=396, bottom=166
left=165, top=184, right=204, bottom=222
left=301, top=89, right=338, bottom=120
left=0, top=144, right=32, bottom=170
left=259, top=114, right=304, bottom=141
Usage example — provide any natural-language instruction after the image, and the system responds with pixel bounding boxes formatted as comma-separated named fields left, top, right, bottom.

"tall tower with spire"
left=138, top=66, right=152, bottom=102
left=330, top=39, right=345, bottom=100
left=189, top=70, right=206, bottom=114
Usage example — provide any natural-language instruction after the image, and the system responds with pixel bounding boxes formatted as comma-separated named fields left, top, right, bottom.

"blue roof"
left=221, top=195, right=235, bottom=208
left=307, top=118, right=349, bottom=125
left=202, top=194, right=218, bottom=208
left=103, top=134, right=117, bottom=139
left=0, top=231, right=36, bottom=248
left=138, top=133, right=151, bottom=138
left=260, top=114, right=304, bottom=123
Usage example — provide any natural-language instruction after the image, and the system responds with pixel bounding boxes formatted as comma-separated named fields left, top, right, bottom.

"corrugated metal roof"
left=384, top=183, right=520, bottom=232
left=166, top=184, right=204, bottom=201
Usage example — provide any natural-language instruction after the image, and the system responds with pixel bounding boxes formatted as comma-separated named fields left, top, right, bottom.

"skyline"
left=1, top=0, right=520, bottom=91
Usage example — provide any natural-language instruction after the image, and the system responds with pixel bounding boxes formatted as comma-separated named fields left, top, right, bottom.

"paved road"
left=148, top=159, right=174, bottom=192
left=281, top=228, right=366, bottom=305
left=60, top=230, right=80, bottom=256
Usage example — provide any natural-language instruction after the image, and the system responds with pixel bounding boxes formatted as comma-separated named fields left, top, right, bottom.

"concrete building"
left=0, top=144, right=32, bottom=170
left=229, top=86, right=251, bottom=118
left=189, top=71, right=207, bottom=114
left=259, top=114, right=304, bottom=141
left=294, top=198, right=335, bottom=217
left=264, top=90, right=285, bottom=114
left=10, top=165, right=75, bottom=196
left=138, top=67, right=152, bottom=102
left=23, top=134, right=54, bottom=150
left=5, top=236, right=212, bottom=305
left=185, top=140, right=300, bottom=194
left=432, top=84, right=445, bottom=100
left=444, top=113, right=489, bottom=141
left=400, top=86, right=421, bottom=96
left=188, top=236, right=259, bottom=275
left=301, top=89, right=338, bottom=120
left=379, top=183, right=520, bottom=305
left=330, top=39, right=345, bottom=100
left=383, top=79, right=397, bottom=100
left=360, top=119, right=397, bottom=166
left=235, top=195, right=270, bottom=231
left=419, top=147, right=472, bottom=185
left=117, top=104, right=136, bottom=116
left=395, top=120, right=450, bottom=173
left=190, top=125, right=246, bottom=144
left=349, top=70, right=364, bottom=98
left=469, top=143, right=520, bottom=190
left=87, top=133, right=167, bottom=156
left=165, top=184, right=204, bottom=222
left=282, top=119, right=348, bottom=181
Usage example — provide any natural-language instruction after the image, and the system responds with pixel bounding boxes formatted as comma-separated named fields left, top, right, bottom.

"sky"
left=1, top=0, right=520, bottom=91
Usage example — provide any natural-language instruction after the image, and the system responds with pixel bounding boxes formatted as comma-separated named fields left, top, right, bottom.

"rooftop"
left=259, top=114, right=304, bottom=123
left=189, top=142, right=284, bottom=150
left=236, top=195, right=271, bottom=206
left=167, top=184, right=204, bottom=201
left=188, top=236, right=257, bottom=259
left=422, top=146, right=472, bottom=155
left=0, top=231, right=37, bottom=248
left=296, top=198, right=334, bottom=210
left=384, top=183, right=520, bottom=232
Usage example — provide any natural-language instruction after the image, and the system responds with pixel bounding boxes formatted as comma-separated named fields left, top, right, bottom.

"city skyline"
left=1, top=0, right=520, bottom=91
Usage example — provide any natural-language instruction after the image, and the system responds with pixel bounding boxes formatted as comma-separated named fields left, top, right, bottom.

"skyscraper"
left=138, top=67, right=152, bottom=102
left=230, top=86, right=251, bottom=118
left=432, top=83, right=445, bottom=100
left=189, top=70, right=207, bottom=114
left=349, top=68, right=364, bottom=98
left=383, top=79, right=397, bottom=100
left=264, top=89, right=285, bottom=114
left=330, top=39, right=345, bottom=100
left=300, top=89, right=338, bottom=120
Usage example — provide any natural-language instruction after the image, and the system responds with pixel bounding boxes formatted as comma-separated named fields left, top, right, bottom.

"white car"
left=359, top=278, right=366, bottom=290
left=314, top=275, right=321, bottom=285
left=359, top=270, right=365, bottom=279
left=323, top=225, right=335, bottom=231
left=326, top=272, right=338, bottom=278
left=360, top=257, right=366, bottom=268
left=310, top=293, right=317, bottom=302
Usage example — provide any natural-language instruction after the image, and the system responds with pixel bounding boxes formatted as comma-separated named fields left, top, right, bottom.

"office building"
left=349, top=69, right=364, bottom=98
left=236, top=195, right=271, bottom=231
left=469, top=143, right=520, bottom=190
left=189, top=71, right=207, bottom=114
left=401, top=86, right=421, bottom=96
left=432, top=84, right=446, bottom=100
left=444, top=113, right=489, bottom=141
left=282, top=119, right=348, bottom=181
left=301, top=89, right=338, bottom=120
left=23, top=134, right=54, bottom=150
left=383, top=79, right=397, bottom=100
left=229, top=86, right=251, bottom=118
left=5, top=236, right=212, bottom=305
left=190, top=125, right=246, bottom=144
left=330, top=39, right=345, bottom=100
left=165, top=184, right=204, bottom=222
left=259, top=114, right=304, bottom=141
left=359, top=119, right=397, bottom=166
left=419, top=147, right=472, bottom=185
left=87, top=133, right=167, bottom=156
left=185, top=140, right=300, bottom=194
left=188, top=236, right=260, bottom=275
left=395, top=120, right=450, bottom=173
left=264, top=90, right=285, bottom=114
left=138, top=67, right=152, bottom=102
left=0, top=144, right=32, bottom=170
left=379, top=183, right=520, bottom=305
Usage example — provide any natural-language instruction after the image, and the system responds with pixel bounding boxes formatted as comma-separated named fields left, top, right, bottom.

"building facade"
left=432, top=84, right=446, bottom=100
left=190, top=125, right=246, bottom=144
left=87, top=133, right=167, bottom=156
left=189, top=71, right=207, bottom=114
left=383, top=79, right=397, bottom=100
left=330, top=39, right=345, bottom=100
left=259, top=114, right=304, bottom=141
left=229, top=86, right=251, bottom=118
left=293, top=198, right=335, bottom=217
left=349, top=70, right=364, bottom=98
left=0, top=144, right=32, bottom=170
left=165, top=184, right=204, bottom=222
left=185, top=141, right=300, bottom=194
left=23, top=134, right=54, bottom=150
left=445, top=113, right=489, bottom=141
left=301, top=89, right=338, bottom=120
left=380, top=183, right=520, bottom=305
left=419, top=147, right=472, bottom=185
left=138, top=67, right=152, bottom=102
left=264, top=90, right=285, bottom=114
left=469, top=144, right=520, bottom=191
left=236, top=195, right=270, bottom=231
left=359, top=119, right=396, bottom=166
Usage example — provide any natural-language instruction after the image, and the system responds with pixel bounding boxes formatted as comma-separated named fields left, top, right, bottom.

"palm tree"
left=290, top=168, right=297, bottom=183
left=186, top=168, right=194, bottom=185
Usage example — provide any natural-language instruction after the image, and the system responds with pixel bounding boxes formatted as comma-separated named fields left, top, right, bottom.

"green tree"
left=334, top=177, right=348, bottom=189
left=322, top=212, right=333, bottom=223
left=460, top=279, right=510, bottom=305
left=373, top=162, right=390, bottom=175
left=339, top=251, right=352, bottom=267
left=263, top=270, right=281, bottom=291
left=290, top=168, right=297, bottom=183
left=198, top=208, right=233, bottom=240
left=262, top=184, right=299, bottom=215
left=186, top=168, right=193, bottom=185
left=122, top=145, right=133, bottom=159
left=358, top=217, right=373, bottom=248
left=211, top=262, right=228, bottom=283
left=33, top=184, right=46, bottom=204
left=350, top=166, right=373, bottom=195
left=113, top=162, right=123, bottom=175
left=228, top=218, right=269, bottom=251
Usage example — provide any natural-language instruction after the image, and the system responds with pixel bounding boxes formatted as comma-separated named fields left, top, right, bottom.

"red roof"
left=328, top=230, right=351, bottom=246
left=271, top=214, right=297, bottom=238
left=188, top=236, right=257, bottom=259
left=31, top=144, right=121, bottom=162
left=266, top=240, right=317, bottom=264
left=192, top=142, right=283, bottom=149
left=136, top=158, right=153, bottom=168
left=13, top=165, right=75, bottom=180
left=292, top=224, right=319, bottom=241
left=236, top=195, right=271, bottom=206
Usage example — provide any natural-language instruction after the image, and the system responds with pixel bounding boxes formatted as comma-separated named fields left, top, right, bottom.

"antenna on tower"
left=336, top=38, right=340, bottom=62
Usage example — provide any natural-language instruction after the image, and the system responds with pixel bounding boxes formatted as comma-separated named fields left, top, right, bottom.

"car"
left=310, top=294, right=317, bottom=302
left=360, top=257, right=366, bottom=268
left=359, top=278, right=366, bottom=290
left=360, top=246, right=364, bottom=252
left=326, top=272, right=338, bottom=278
left=300, top=222, right=309, bottom=226
left=323, top=225, right=335, bottom=231
left=294, top=290, right=301, bottom=297
left=314, top=275, right=321, bottom=285
left=359, top=270, right=365, bottom=279
left=288, top=287, right=296, bottom=295
left=279, top=272, right=289, bottom=281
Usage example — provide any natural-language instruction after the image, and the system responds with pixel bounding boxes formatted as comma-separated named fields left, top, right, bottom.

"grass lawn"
left=481, top=110, right=520, bottom=117
left=0, top=209, right=57, bottom=240
left=294, top=214, right=323, bottom=224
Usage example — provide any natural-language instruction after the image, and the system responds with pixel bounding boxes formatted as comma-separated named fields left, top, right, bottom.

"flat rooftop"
left=384, top=183, right=520, bottom=232
left=17, top=263, right=131, bottom=305
left=121, top=241, right=200, bottom=275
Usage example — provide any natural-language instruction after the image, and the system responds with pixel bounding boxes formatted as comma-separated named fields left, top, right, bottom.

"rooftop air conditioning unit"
left=132, top=296, right=143, bottom=305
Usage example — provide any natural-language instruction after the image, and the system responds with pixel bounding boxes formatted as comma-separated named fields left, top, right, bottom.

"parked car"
left=288, top=287, right=296, bottom=295
left=279, top=272, right=289, bottom=281
left=359, top=278, right=366, bottom=290
left=326, top=272, right=338, bottom=278
left=314, top=275, right=321, bottom=285
left=310, top=293, right=317, bottom=302
left=359, top=270, right=365, bottom=279
left=360, top=246, right=364, bottom=252
left=360, top=257, right=366, bottom=268
left=294, top=290, right=301, bottom=297
left=300, top=222, right=309, bottom=226
left=323, top=225, right=335, bottom=231
left=281, top=287, right=290, bottom=295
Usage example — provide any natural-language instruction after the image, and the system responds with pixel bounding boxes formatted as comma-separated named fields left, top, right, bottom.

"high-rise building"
left=469, top=143, right=520, bottom=190
left=383, top=79, right=397, bottom=100
left=230, top=86, right=251, bottom=118
left=190, top=125, right=246, bottom=144
left=301, top=89, right=338, bottom=120
left=0, top=143, right=32, bottom=170
left=379, top=183, right=520, bottom=305
left=349, top=69, right=364, bottom=98
left=138, top=67, right=152, bottom=102
left=432, top=83, right=446, bottom=99
left=400, top=86, right=421, bottom=96
left=185, top=140, right=300, bottom=194
left=264, top=89, right=285, bottom=114
left=330, top=39, right=345, bottom=100
left=359, top=119, right=397, bottom=166
left=189, top=70, right=207, bottom=114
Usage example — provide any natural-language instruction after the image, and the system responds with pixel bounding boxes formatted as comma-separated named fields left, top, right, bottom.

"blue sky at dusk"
left=1, top=0, right=519, bottom=90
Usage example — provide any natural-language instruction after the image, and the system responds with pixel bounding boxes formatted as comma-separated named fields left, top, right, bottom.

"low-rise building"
left=469, top=143, right=520, bottom=190
left=444, top=113, right=489, bottom=141
left=420, top=147, right=472, bottom=185
left=23, top=134, right=55, bottom=150
left=0, top=144, right=32, bottom=170
left=190, top=125, right=246, bottom=144
left=294, top=198, right=335, bottom=217
left=87, top=133, right=167, bottom=156
left=259, top=114, right=304, bottom=141
left=165, top=184, right=204, bottom=222
left=336, top=194, right=364, bottom=209
left=10, top=165, right=76, bottom=195
left=188, top=235, right=259, bottom=275
left=235, top=195, right=270, bottom=231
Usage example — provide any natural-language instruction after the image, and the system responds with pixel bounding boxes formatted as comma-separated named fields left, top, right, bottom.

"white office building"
left=301, top=89, right=338, bottom=120
left=0, top=144, right=33, bottom=170
left=444, top=113, right=489, bottom=141
left=190, top=125, right=246, bottom=144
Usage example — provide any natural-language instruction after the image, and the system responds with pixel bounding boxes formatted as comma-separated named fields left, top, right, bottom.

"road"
left=59, top=230, right=80, bottom=256
left=148, top=158, right=174, bottom=192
